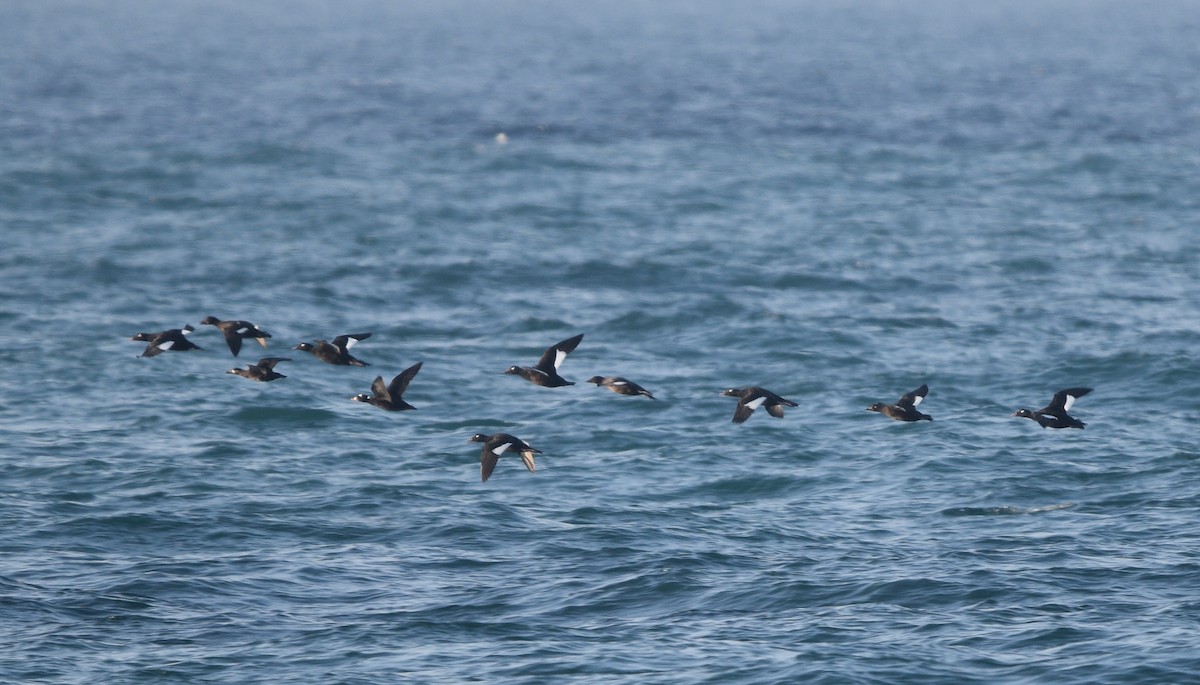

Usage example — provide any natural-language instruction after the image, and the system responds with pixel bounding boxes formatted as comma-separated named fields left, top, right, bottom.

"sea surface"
left=2, top=1, right=1200, bottom=682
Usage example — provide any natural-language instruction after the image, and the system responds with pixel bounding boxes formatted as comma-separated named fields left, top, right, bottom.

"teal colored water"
left=3, top=1, right=1200, bottom=682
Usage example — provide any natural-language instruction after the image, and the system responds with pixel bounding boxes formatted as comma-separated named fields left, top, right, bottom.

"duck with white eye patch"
left=1013, top=387, right=1092, bottom=429
left=721, top=386, right=798, bottom=424
left=867, top=384, right=933, bottom=422
left=503, top=333, right=584, bottom=387
left=227, top=357, right=290, bottom=382
left=201, top=316, right=272, bottom=357
left=586, top=375, right=655, bottom=399
left=293, top=332, right=372, bottom=366
left=131, top=324, right=202, bottom=357
left=352, top=362, right=422, bottom=411
left=469, top=433, right=542, bottom=482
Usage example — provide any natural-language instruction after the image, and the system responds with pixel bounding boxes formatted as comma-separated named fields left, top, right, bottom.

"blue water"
left=3, top=1, right=1200, bottom=682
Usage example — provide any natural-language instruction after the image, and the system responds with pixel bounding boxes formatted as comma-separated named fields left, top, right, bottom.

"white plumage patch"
left=745, top=396, right=767, bottom=410
left=344, top=337, right=362, bottom=349
left=911, top=394, right=924, bottom=406
left=1062, top=395, right=1077, bottom=411
left=158, top=340, right=175, bottom=350
left=492, top=442, right=513, bottom=455
left=553, top=349, right=568, bottom=370
left=612, top=380, right=627, bottom=386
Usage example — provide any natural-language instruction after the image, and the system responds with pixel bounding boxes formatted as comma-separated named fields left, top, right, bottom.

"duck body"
left=352, top=362, right=422, bottom=411
left=504, top=333, right=583, bottom=387
left=227, top=357, right=290, bottom=382
left=470, top=433, right=542, bottom=481
left=201, top=316, right=272, bottom=357
left=294, top=332, right=372, bottom=366
left=586, top=375, right=655, bottom=399
left=867, top=384, right=932, bottom=422
left=132, top=324, right=202, bottom=357
left=1013, top=387, right=1092, bottom=429
left=722, top=386, right=798, bottom=424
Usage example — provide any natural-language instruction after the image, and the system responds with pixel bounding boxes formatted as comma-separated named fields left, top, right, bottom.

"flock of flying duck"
left=132, top=318, right=1094, bottom=481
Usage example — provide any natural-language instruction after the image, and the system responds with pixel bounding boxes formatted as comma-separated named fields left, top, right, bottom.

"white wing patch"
left=911, top=394, right=924, bottom=406
left=1062, top=394, right=1076, bottom=411
left=553, top=349, right=569, bottom=370
left=612, top=380, right=627, bottom=386
left=492, top=442, right=513, bottom=455
left=344, top=337, right=362, bottom=349
left=745, top=396, right=767, bottom=410
left=158, top=340, right=176, bottom=351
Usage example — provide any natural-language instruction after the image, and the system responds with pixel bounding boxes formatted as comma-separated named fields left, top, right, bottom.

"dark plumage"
left=504, top=333, right=583, bottom=387
left=201, top=316, right=272, bottom=357
left=131, top=324, right=202, bottom=357
left=227, top=357, right=290, bottom=382
left=867, top=384, right=933, bottom=422
left=1013, top=387, right=1092, bottom=429
left=722, top=386, right=798, bottom=424
left=586, top=375, right=655, bottom=399
left=470, top=433, right=541, bottom=482
left=352, top=362, right=422, bottom=411
left=293, top=332, right=372, bottom=366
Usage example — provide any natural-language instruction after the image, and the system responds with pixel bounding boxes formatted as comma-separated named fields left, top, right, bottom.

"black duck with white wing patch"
left=504, top=333, right=583, bottom=387
left=227, top=357, right=290, bottom=382
left=293, top=332, right=372, bottom=366
left=1013, top=387, right=1092, bottom=429
left=586, top=375, right=656, bottom=399
left=131, top=324, right=202, bottom=357
left=867, top=384, right=933, bottom=422
left=352, top=362, right=422, bottom=411
left=201, top=316, right=272, bottom=357
left=722, top=386, right=798, bottom=424
left=470, top=433, right=542, bottom=481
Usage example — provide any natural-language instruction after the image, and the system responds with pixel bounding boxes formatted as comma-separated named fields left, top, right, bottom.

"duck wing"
left=897, top=384, right=929, bottom=409
left=534, top=333, right=584, bottom=373
left=369, top=376, right=390, bottom=401
left=387, top=361, right=423, bottom=397
left=733, top=393, right=766, bottom=424
left=1047, top=387, right=1092, bottom=414
left=222, top=328, right=244, bottom=357
left=480, top=437, right=517, bottom=482
left=331, top=332, right=372, bottom=352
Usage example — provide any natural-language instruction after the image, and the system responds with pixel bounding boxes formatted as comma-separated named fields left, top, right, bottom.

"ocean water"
left=3, top=1, right=1200, bottom=682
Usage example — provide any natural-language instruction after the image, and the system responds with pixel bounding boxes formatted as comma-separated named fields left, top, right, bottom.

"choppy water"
left=3, top=1, right=1200, bottom=682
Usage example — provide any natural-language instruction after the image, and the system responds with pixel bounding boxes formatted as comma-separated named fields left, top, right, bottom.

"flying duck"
left=586, top=375, right=655, bottom=399
left=867, top=384, right=933, bottom=422
left=131, top=324, right=202, bottom=357
left=293, top=332, right=372, bottom=366
left=504, top=333, right=583, bottom=387
left=227, top=357, right=290, bottom=382
left=470, top=433, right=542, bottom=481
left=352, top=362, right=422, bottom=411
left=201, top=316, right=272, bottom=357
left=722, top=386, right=798, bottom=424
left=1013, top=387, right=1092, bottom=429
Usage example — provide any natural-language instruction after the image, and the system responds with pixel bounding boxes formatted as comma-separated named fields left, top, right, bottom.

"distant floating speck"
left=495, top=132, right=509, bottom=145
